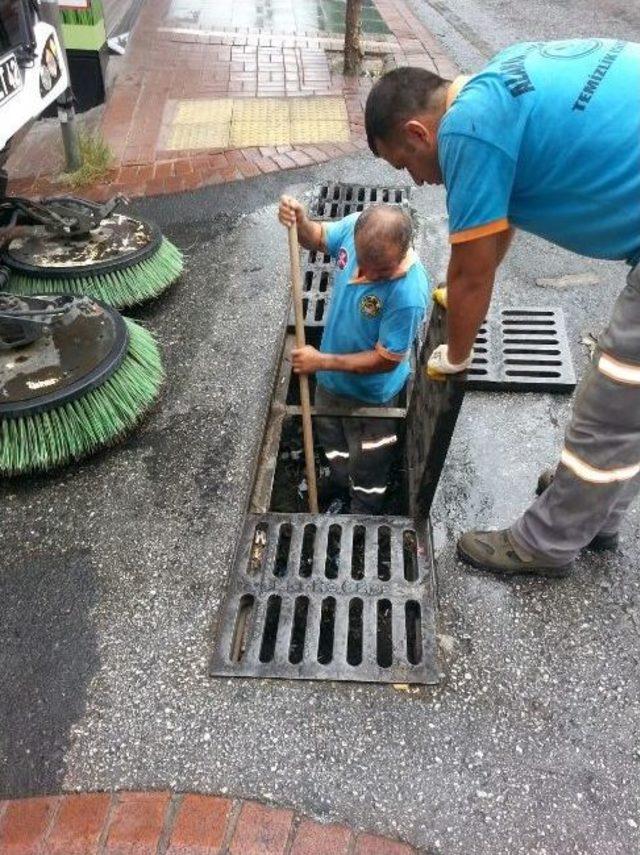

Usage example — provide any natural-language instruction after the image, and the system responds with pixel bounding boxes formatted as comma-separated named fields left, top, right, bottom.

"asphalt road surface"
left=409, top=0, right=640, bottom=69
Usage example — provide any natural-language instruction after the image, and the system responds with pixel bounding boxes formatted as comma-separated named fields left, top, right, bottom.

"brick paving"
left=0, top=792, right=420, bottom=854
left=6, top=0, right=456, bottom=200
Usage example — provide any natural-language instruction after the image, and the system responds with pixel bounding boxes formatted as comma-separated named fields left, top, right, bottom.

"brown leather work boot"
left=457, top=528, right=572, bottom=578
left=535, top=467, right=619, bottom=551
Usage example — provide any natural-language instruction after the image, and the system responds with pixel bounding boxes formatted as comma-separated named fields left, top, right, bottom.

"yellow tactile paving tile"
left=174, top=98, right=234, bottom=125
left=232, top=98, right=289, bottom=124
left=289, top=96, right=348, bottom=123
left=290, top=119, right=350, bottom=143
left=163, top=97, right=350, bottom=150
left=229, top=125, right=292, bottom=147
left=167, top=122, right=231, bottom=150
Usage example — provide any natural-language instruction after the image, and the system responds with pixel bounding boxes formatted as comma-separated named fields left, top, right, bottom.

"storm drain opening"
left=211, top=515, right=438, bottom=683
left=289, top=267, right=334, bottom=329
left=218, top=276, right=465, bottom=686
left=230, top=594, right=255, bottom=663
left=466, top=307, right=576, bottom=392
left=309, top=183, right=412, bottom=220
left=271, top=416, right=408, bottom=515
left=289, top=596, right=310, bottom=664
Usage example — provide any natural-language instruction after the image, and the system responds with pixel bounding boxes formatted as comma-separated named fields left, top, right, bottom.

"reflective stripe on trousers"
left=315, top=384, right=400, bottom=514
left=511, top=262, right=640, bottom=564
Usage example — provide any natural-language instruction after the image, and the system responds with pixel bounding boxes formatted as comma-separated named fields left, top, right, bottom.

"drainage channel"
left=211, top=296, right=464, bottom=684
left=210, top=184, right=576, bottom=685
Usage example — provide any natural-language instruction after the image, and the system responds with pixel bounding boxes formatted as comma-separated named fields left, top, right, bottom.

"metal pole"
left=38, top=0, right=81, bottom=172
left=288, top=223, right=319, bottom=514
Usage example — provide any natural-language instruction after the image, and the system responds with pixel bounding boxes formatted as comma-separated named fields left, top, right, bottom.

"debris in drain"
left=249, top=524, right=268, bottom=574
left=326, top=497, right=347, bottom=515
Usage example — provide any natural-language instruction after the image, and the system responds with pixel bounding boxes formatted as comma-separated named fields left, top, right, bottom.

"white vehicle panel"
left=0, top=22, right=69, bottom=150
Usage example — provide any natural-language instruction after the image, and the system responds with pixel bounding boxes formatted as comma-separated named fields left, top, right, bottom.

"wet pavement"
left=1, top=152, right=638, bottom=853
left=166, top=0, right=390, bottom=37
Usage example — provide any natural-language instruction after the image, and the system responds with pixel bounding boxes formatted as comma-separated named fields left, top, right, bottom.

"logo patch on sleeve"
left=360, top=294, right=382, bottom=318
left=337, top=247, right=349, bottom=269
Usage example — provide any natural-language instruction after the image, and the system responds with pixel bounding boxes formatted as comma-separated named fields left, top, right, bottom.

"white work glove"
left=427, top=344, right=473, bottom=379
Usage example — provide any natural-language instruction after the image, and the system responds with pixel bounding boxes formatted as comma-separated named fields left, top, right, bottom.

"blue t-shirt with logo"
left=438, top=39, right=640, bottom=264
left=316, top=212, right=430, bottom=404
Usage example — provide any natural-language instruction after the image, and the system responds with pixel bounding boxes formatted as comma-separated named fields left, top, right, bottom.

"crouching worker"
left=279, top=195, right=430, bottom=514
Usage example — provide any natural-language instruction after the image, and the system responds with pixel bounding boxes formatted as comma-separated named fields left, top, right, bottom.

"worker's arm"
left=446, top=233, right=501, bottom=364
left=292, top=346, right=397, bottom=375
left=496, top=226, right=515, bottom=267
left=278, top=195, right=325, bottom=252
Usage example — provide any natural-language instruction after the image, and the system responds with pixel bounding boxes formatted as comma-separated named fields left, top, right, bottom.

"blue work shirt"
left=438, top=39, right=640, bottom=264
left=316, top=213, right=430, bottom=404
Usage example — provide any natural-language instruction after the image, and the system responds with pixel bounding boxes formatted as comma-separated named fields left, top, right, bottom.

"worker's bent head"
left=365, top=67, right=451, bottom=187
left=354, top=204, right=413, bottom=281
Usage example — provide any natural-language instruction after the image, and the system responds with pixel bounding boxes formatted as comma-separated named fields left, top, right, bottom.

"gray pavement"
left=408, top=0, right=640, bottom=69
left=1, top=153, right=639, bottom=854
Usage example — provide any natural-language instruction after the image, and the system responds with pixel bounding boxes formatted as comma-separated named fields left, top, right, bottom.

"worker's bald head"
left=353, top=205, right=413, bottom=280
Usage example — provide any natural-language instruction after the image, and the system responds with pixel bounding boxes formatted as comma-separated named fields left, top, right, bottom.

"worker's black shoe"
left=585, top=531, right=619, bottom=552
left=457, top=528, right=571, bottom=578
left=535, top=467, right=619, bottom=551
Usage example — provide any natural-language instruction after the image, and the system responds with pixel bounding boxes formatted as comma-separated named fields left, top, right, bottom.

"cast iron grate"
left=289, top=265, right=334, bottom=329
left=466, top=307, right=576, bottom=392
left=309, top=183, right=412, bottom=220
left=302, top=248, right=333, bottom=270
left=210, top=513, right=438, bottom=684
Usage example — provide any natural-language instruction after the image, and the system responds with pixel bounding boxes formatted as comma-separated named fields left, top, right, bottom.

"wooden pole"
left=287, top=223, right=319, bottom=513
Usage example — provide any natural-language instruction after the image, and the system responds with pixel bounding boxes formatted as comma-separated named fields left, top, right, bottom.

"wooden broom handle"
left=288, top=222, right=319, bottom=514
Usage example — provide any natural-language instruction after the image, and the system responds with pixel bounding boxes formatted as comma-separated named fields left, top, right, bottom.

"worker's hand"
left=292, top=345, right=325, bottom=374
left=278, top=195, right=306, bottom=229
left=426, top=344, right=473, bottom=380
left=433, top=285, right=447, bottom=309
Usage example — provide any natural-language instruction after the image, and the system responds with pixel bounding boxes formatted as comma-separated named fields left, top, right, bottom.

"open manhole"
left=467, top=307, right=576, bottom=392
left=210, top=514, right=438, bottom=684
left=309, top=183, right=411, bottom=220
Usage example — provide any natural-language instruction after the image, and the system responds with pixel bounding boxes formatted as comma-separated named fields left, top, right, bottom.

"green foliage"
left=66, top=130, right=113, bottom=189
left=0, top=319, right=164, bottom=476
left=60, top=0, right=104, bottom=27
left=8, top=238, right=184, bottom=308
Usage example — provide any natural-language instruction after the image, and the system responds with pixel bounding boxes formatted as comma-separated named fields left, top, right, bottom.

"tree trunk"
left=344, top=0, right=363, bottom=76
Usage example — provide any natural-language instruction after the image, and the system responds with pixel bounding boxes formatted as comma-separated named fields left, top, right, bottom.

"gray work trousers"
left=511, top=262, right=640, bottom=564
left=315, top=384, right=400, bottom=514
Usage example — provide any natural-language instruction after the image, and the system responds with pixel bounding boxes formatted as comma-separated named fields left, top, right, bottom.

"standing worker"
left=364, top=38, right=640, bottom=576
left=279, top=197, right=430, bottom=513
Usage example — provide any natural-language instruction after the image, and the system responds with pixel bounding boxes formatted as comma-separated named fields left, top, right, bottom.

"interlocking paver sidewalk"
left=0, top=792, right=418, bottom=854
left=6, top=0, right=456, bottom=199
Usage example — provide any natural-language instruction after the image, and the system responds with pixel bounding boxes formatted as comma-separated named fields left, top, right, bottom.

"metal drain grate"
left=289, top=266, right=334, bottom=329
left=210, top=514, right=438, bottom=684
left=302, top=248, right=333, bottom=270
left=467, top=306, right=576, bottom=392
left=309, top=183, right=412, bottom=220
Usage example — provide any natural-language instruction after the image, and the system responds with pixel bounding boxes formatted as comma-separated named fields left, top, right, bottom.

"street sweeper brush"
left=0, top=291, right=164, bottom=475
left=0, top=194, right=183, bottom=309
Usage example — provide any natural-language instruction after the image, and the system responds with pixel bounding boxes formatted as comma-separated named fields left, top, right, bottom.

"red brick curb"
left=0, top=792, right=418, bottom=854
